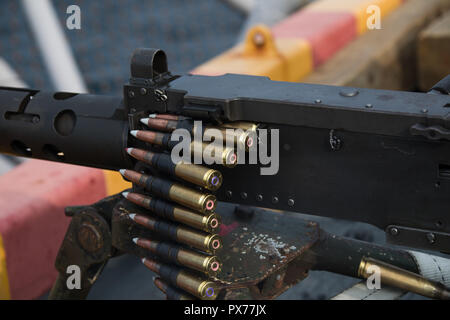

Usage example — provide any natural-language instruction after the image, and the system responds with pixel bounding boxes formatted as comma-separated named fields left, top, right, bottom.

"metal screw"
left=253, top=32, right=265, bottom=47
left=365, top=104, right=373, bottom=109
left=426, top=232, right=436, bottom=244
left=226, top=190, right=233, bottom=199
left=256, top=194, right=263, bottom=202
left=389, top=227, right=399, bottom=236
left=128, top=90, right=135, bottom=98
left=32, top=116, right=40, bottom=124
left=339, top=89, right=359, bottom=97
left=315, top=99, right=322, bottom=104
left=288, top=199, right=295, bottom=207
left=140, top=88, right=147, bottom=95
left=272, top=196, right=279, bottom=204
left=421, top=108, right=428, bottom=113
left=241, top=192, right=248, bottom=200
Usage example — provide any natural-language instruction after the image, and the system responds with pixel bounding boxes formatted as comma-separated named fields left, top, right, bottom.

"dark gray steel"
left=1, top=48, right=449, bottom=252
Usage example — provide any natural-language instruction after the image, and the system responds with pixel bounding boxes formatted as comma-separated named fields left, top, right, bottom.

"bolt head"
left=389, top=227, right=399, bottom=236
left=253, top=33, right=265, bottom=47
left=426, top=232, right=436, bottom=244
left=77, top=222, right=102, bottom=253
left=339, top=89, right=359, bottom=97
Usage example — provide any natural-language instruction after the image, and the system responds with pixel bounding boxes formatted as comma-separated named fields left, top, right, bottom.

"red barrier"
left=0, top=160, right=106, bottom=299
left=272, top=10, right=357, bottom=67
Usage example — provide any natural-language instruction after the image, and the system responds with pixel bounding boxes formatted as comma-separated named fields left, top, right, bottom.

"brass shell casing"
left=220, top=122, right=259, bottom=151
left=176, top=271, right=218, bottom=300
left=358, top=257, right=450, bottom=300
left=174, top=163, right=223, bottom=191
left=206, top=126, right=256, bottom=151
left=189, top=142, right=237, bottom=168
left=177, top=250, right=221, bottom=277
left=168, top=184, right=216, bottom=214
left=176, top=227, right=222, bottom=253
left=221, top=121, right=259, bottom=132
left=173, top=207, right=221, bottom=233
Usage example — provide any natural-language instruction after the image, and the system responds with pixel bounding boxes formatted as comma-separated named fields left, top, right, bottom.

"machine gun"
left=0, top=48, right=449, bottom=300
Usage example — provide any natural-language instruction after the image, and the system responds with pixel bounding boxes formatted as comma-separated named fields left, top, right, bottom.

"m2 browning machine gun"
left=0, top=48, right=449, bottom=300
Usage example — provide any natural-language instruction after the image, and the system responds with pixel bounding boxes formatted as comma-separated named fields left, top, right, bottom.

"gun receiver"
left=0, top=48, right=449, bottom=253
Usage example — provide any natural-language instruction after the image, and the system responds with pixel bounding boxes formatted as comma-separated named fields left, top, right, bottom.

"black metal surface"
left=168, top=73, right=450, bottom=138
left=386, top=225, right=450, bottom=253
left=1, top=51, right=449, bottom=252
left=49, top=197, right=116, bottom=299
left=216, top=123, right=450, bottom=248
left=430, top=75, right=450, bottom=95
left=306, top=232, right=419, bottom=277
left=0, top=87, right=129, bottom=170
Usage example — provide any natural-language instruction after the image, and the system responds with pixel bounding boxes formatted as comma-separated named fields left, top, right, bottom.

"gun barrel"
left=0, top=88, right=129, bottom=170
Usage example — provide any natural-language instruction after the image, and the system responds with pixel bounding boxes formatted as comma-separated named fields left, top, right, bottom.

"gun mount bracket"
left=386, top=225, right=450, bottom=254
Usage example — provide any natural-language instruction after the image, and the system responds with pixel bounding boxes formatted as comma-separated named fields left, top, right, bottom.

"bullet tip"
left=130, top=130, right=138, bottom=137
left=140, top=118, right=149, bottom=126
left=119, top=169, right=126, bottom=176
left=128, top=213, right=136, bottom=220
left=126, top=148, right=134, bottom=155
left=132, top=237, right=138, bottom=244
left=122, top=191, right=129, bottom=198
left=149, top=114, right=157, bottom=118
left=141, top=257, right=146, bottom=264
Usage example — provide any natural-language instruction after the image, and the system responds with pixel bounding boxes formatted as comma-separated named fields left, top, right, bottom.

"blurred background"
left=0, top=0, right=449, bottom=300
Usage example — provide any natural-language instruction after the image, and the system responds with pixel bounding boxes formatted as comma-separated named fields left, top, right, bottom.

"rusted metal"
left=48, top=195, right=118, bottom=299
left=49, top=193, right=433, bottom=300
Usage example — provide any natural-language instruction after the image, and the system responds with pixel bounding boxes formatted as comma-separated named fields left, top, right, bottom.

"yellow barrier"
left=193, top=25, right=313, bottom=82
left=104, top=170, right=132, bottom=195
left=0, top=234, right=11, bottom=299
